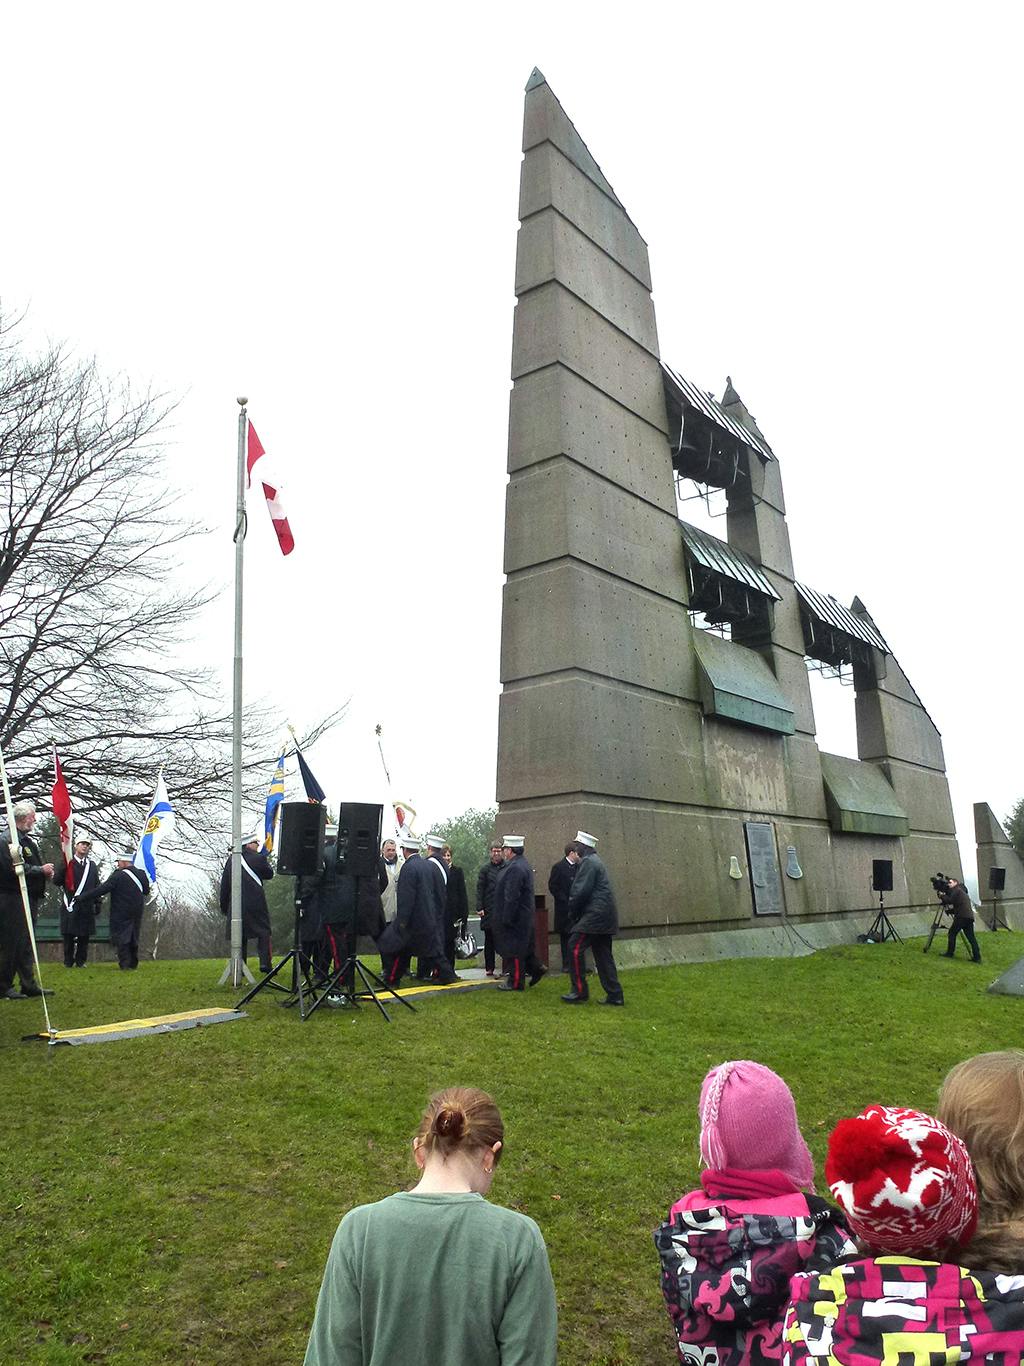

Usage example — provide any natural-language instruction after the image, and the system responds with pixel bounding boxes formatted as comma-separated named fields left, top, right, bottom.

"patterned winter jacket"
left=656, top=1196, right=856, bottom=1366
left=784, top=1257, right=1024, bottom=1366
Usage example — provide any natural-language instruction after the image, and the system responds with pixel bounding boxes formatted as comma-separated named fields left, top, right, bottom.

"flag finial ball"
left=237, top=396, right=248, bottom=407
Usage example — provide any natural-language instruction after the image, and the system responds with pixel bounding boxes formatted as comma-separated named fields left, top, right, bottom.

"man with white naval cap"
left=491, top=834, right=546, bottom=992
left=561, top=830, right=623, bottom=1006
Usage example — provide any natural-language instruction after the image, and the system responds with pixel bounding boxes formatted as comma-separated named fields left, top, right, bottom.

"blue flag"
left=134, top=772, right=176, bottom=886
left=264, top=751, right=285, bottom=854
left=294, top=743, right=325, bottom=803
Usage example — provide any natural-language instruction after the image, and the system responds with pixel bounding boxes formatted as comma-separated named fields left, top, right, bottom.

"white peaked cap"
left=119, top=851, right=137, bottom=861
left=575, top=830, right=598, bottom=847
left=399, top=836, right=421, bottom=850
left=244, top=832, right=262, bottom=845
left=502, top=834, right=525, bottom=848
left=325, top=824, right=339, bottom=837
left=425, top=835, right=445, bottom=849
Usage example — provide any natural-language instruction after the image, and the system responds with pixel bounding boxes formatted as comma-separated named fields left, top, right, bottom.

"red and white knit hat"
left=825, top=1105, right=978, bottom=1255
left=699, top=1060, right=815, bottom=1190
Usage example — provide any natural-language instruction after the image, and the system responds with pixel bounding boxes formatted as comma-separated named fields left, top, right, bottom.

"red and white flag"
left=51, top=746, right=74, bottom=893
left=246, top=422, right=295, bottom=556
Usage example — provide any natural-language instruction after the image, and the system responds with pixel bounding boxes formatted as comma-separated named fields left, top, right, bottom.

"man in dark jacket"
left=414, top=835, right=454, bottom=981
left=219, top=833, right=275, bottom=974
left=378, top=838, right=457, bottom=987
left=59, top=837, right=101, bottom=967
left=562, top=831, right=623, bottom=1006
left=940, top=876, right=982, bottom=963
left=492, top=835, right=546, bottom=992
left=0, top=799, right=55, bottom=999
left=475, top=841, right=503, bottom=976
left=78, top=852, right=151, bottom=970
left=442, top=844, right=469, bottom=971
left=547, top=843, right=578, bottom=973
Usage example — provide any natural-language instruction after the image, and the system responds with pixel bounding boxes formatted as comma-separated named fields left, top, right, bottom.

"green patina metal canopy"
left=692, top=631, right=795, bottom=735
left=820, top=752, right=909, bottom=837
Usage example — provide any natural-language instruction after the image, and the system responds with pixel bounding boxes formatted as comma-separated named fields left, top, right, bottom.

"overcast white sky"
left=3, top=3, right=1021, bottom=883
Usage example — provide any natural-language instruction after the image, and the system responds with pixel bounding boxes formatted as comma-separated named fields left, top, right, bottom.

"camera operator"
left=936, top=874, right=982, bottom=964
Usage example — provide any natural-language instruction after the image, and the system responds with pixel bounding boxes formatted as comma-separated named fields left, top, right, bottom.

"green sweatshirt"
left=304, top=1191, right=558, bottom=1365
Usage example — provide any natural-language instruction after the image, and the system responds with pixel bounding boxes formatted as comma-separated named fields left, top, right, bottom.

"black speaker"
left=278, top=802, right=326, bottom=876
left=872, top=859, right=893, bottom=893
left=337, top=802, right=383, bottom=878
left=989, top=866, right=1007, bottom=892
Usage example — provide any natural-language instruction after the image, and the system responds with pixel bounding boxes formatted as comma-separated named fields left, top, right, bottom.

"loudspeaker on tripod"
left=278, top=802, right=326, bottom=876
left=337, top=802, right=384, bottom=878
left=989, top=866, right=1007, bottom=892
left=872, top=859, right=893, bottom=893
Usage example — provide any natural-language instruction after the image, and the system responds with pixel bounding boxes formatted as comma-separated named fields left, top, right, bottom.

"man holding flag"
left=78, top=852, right=151, bottom=971
left=0, top=800, right=55, bottom=999
left=58, top=838, right=100, bottom=967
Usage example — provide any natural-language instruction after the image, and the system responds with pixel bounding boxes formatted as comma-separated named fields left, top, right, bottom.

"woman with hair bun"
left=304, top=1087, right=557, bottom=1365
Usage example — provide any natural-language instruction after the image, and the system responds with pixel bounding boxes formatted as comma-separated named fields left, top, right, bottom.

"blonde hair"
left=938, top=1051, right=1024, bottom=1269
left=415, top=1088, right=503, bottom=1164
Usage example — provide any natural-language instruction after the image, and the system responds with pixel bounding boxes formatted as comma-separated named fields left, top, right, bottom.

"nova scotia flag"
left=134, top=772, right=176, bottom=886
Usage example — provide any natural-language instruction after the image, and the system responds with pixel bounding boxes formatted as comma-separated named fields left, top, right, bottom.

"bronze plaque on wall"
left=744, top=821, right=783, bottom=917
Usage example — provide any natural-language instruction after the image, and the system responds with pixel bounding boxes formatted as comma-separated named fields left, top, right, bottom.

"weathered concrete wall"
left=497, top=72, right=963, bottom=964
left=975, top=802, right=1024, bottom=927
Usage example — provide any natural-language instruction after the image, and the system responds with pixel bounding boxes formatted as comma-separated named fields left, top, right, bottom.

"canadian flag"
left=51, top=747, right=75, bottom=893
left=246, top=423, right=295, bottom=556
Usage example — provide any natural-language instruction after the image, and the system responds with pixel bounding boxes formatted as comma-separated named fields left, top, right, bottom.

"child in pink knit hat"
left=655, top=1061, right=855, bottom=1366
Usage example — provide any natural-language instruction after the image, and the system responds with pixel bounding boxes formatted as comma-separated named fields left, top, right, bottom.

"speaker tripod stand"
left=236, top=881, right=324, bottom=1019
left=990, top=888, right=1010, bottom=932
left=304, top=876, right=416, bottom=1022
left=865, top=888, right=902, bottom=944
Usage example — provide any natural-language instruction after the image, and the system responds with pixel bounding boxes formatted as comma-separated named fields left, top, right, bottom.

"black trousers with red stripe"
left=567, top=931, right=622, bottom=1001
left=504, top=950, right=544, bottom=990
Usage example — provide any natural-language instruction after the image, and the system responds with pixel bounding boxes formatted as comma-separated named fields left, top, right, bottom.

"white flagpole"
left=0, top=742, right=55, bottom=1037
left=220, top=398, right=255, bottom=988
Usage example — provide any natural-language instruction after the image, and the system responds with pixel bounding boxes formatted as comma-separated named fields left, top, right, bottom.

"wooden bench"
left=34, top=915, right=112, bottom=945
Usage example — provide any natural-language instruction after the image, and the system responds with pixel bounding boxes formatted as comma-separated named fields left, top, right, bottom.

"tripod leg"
left=356, top=959, right=416, bottom=1013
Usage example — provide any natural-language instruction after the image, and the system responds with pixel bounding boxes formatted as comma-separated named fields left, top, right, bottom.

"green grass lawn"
left=3, top=930, right=1023, bottom=1364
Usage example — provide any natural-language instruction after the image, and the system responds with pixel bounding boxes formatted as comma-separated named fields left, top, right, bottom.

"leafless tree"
left=0, top=308, right=342, bottom=866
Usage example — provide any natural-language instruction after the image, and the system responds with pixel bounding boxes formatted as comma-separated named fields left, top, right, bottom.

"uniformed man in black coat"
left=547, top=843, right=578, bottom=973
left=219, top=832, right=275, bottom=974
left=78, top=852, right=151, bottom=970
left=475, top=841, right=504, bottom=976
left=562, top=830, right=623, bottom=1006
left=0, top=799, right=56, bottom=999
left=59, top=837, right=101, bottom=967
left=301, top=827, right=387, bottom=989
left=491, top=835, right=546, bottom=992
left=414, top=835, right=457, bottom=981
left=378, top=837, right=457, bottom=987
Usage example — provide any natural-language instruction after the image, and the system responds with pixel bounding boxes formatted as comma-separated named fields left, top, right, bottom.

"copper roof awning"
left=795, top=583, right=888, bottom=671
left=681, top=522, right=780, bottom=601
left=662, top=364, right=775, bottom=465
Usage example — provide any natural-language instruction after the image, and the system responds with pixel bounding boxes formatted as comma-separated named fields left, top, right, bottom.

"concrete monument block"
left=497, top=676, right=708, bottom=806
left=503, top=459, right=686, bottom=600
left=500, top=562, right=700, bottom=700
left=496, top=72, right=962, bottom=964
left=515, top=209, right=659, bottom=354
left=856, top=689, right=946, bottom=771
left=519, top=142, right=652, bottom=289
left=507, top=366, right=677, bottom=510
left=512, top=283, right=668, bottom=431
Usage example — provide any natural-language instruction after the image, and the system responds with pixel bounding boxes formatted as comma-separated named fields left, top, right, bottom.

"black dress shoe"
left=560, top=992, right=588, bottom=1004
left=529, top=965, right=547, bottom=987
left=3, top=988, right=27, bottom=1000
left=940, top=953, right=955, bottom=958
left=598, top=997, right=625, bottom=1007
left=22, top=985, right=53, bottom=997
left=496, top=982, right=523, bottom=992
